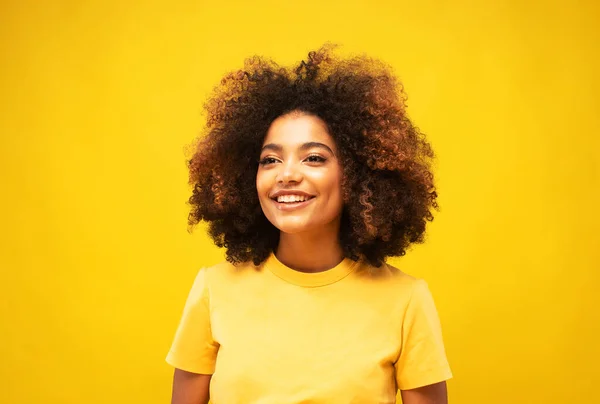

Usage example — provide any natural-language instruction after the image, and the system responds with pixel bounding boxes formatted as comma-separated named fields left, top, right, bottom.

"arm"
left=167, top=269, right=218, bottom=403
left=171, top=368, right=212, bottom=404
left=394, top=280, right=452, bottom=401
left=400, top=381, right=448, bottom=404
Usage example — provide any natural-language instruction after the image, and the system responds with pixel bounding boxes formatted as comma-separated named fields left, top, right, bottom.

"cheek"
left=255, top=171, right=268, bottom=196
left=314, top=171, right=343, bottom=204
left=330, top=171, right=345, bottom=209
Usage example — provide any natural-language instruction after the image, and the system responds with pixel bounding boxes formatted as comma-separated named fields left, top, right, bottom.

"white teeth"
left=276, top=195, right=310, bottom=203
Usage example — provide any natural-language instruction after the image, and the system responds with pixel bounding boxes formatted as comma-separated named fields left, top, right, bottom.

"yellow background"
left=1, top=0, right=598, bottom=403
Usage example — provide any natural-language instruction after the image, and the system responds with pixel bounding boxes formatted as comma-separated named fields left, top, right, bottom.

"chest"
left=208, top=283, right=402, bottom=403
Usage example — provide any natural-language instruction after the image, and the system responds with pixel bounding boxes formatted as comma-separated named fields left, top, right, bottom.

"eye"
left=305, top=154, right=326, bottom=163
left=258, top=157, right=279, bottom=166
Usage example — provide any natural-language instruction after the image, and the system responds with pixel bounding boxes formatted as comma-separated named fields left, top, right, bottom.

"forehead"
left=262, top=114, right=335, bottom=148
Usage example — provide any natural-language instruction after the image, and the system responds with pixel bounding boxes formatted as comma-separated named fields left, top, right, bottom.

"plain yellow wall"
left=1, top=0, right=598, bottom=403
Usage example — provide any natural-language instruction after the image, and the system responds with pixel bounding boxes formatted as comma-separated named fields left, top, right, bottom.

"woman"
left=167, top=45, right=452, bottom=404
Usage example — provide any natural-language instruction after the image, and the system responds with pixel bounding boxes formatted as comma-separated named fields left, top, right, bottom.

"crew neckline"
left=265, top=252, right=359, bottom=287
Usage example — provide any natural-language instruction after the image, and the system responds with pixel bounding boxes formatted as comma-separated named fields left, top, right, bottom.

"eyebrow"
left=261, top=142, right=335, bottom=156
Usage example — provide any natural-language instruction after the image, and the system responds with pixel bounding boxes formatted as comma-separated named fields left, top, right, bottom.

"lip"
left=271, top=196, right=316, bottom=211
left=270, top=190, right=315, bottom=199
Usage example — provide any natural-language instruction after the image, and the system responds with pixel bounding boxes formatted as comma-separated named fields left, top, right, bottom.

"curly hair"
left=187, top=44, right=438, bottom=268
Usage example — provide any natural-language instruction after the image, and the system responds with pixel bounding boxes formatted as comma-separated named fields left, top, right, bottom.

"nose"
left=277, top=160, right=303, bottom=184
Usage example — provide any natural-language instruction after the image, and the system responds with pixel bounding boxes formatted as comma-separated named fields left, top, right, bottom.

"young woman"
left=167, top=45, right=452, bottom=404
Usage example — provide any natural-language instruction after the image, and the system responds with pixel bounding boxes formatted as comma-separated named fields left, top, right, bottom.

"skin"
left=256, top=112, right=345, bottom=272
left=171, top=111, right=448, bottom=404
left=401, top=382, right=448, bottom=404
left=171, top=369, right=211, bottom=404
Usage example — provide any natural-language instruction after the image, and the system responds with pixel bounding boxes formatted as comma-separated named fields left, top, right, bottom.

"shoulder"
left=200, top=259, right=263, bottom=287
left=354, top=260, right=420, bottom=287
left=348, top=261, right=430, bottom=305
left=381, top=262, right=415, bottom=281
left=383, top=263, right=431, bottom=292
left=384, top=263, right=435, bottom=301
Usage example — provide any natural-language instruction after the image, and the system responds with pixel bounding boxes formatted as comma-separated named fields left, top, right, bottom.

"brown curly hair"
left=187, top=44, right=438, bottom=268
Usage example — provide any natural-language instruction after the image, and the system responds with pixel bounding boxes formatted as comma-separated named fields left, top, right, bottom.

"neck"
left=275, top=226, right=344, bottom=273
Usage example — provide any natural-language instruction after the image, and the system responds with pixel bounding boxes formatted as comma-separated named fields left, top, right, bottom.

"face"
left=256, top=112, right=344, bottom=235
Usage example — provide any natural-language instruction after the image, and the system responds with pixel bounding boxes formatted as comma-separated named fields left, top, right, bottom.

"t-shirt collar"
left=265, top=252, right=358, bottom=287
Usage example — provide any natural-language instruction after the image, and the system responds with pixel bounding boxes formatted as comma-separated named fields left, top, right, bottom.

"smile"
left=271, top=195, right=316, bottom=211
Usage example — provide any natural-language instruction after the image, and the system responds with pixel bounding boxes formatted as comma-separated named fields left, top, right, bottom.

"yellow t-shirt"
left=166, top=253, right=452, bottom=403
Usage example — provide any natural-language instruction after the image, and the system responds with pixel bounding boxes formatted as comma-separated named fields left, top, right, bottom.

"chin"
left=274, top=224, right=312, bottom=235
left=271, top=218, right=315, bottom=235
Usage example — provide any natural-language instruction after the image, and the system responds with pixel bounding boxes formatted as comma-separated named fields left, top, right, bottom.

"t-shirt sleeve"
left=166, top=268, right=219, bottom=374
left=394, top=279, right=452, bottom=390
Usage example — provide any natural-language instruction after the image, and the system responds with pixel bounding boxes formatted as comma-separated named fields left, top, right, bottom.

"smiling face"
left=256, top=112, right=344, bottom=235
